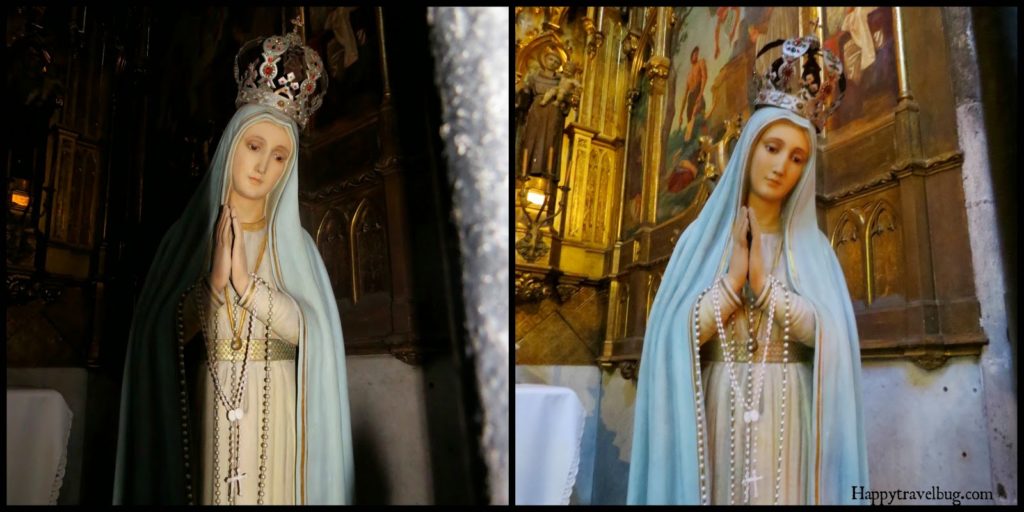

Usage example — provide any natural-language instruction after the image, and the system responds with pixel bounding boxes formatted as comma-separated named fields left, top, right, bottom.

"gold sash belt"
left=204, top=338, right=297, bottom=362
left=702, top=339, right=814, bottom=364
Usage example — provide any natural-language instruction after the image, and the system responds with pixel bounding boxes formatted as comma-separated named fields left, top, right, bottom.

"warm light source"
left=11, top=191, right=30, bottom=208
left=10, top=179, right=30, bottom=211
left=516, top=172, right=568, bottom=263
left=524, top=176, right=549, bottom=207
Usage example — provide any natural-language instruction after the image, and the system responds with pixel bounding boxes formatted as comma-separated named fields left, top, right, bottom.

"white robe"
left=184, top=225, right=303, bottom=505
left=842, top=7, right=876, bottom=71
left=695, top=232, right=817, bottom=504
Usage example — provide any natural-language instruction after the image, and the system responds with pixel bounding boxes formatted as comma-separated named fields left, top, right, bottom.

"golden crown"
left=752, top=35, right=845, bottom=132
left=233, top=21, right=327, bottom=129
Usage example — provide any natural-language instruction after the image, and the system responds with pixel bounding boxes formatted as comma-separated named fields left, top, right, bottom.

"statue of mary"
left=114, top=27, right=353, bottom=505
left=627, top=35, right=868, bottom=505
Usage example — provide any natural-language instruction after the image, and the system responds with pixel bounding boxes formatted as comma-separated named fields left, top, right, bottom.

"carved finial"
left=290, top=14, right=304, bottom=34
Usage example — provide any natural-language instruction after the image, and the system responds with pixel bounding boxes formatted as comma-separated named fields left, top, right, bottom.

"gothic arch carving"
left=582, top=147, right=600, bottom=242
left=865, top=199, right=903, bottom=304
left=316, top=207, right=352, bottom=303
left=596, top=151, right=612, bottom=244
left=351, top=198, right=389, bottom=303
left=831, top=209, right=867, bottom=304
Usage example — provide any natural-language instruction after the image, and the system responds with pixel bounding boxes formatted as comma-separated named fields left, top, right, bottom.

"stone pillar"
left=427, top=7, right=509, bottom=505
left=940, top=6, right=1016, bottom=505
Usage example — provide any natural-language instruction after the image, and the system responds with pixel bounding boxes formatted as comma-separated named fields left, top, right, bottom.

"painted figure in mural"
left=667, top=159, right=699, bottom=193
left=841, top=7, right=877, bottom=73
left=516, top=45, right=572, bottom=180
left=628, top=35, right=867, bottom=504
left=678, top=46, right=708, bottom=142
left=713, top=6, right=742, bottom=59
left=822, top=6, right=896, bottom=129
left=114, top=25, right=354, bottom=505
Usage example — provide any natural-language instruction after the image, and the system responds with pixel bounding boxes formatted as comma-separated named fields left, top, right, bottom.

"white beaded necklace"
left=697, top=242, right=794, bottom=504
left=195, top=283, right=250, bottom=504
left=712, top=277, right=777, bottom=503
left=177, top=272, right=275, bottom=505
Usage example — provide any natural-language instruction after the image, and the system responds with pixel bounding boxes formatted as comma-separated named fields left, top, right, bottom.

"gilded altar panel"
left=565, top=143, right=617, bottom=250
left=866, top=196, right=904, bottom=304
left=565, top=137, right=589, bottom=241
left=825, top=186, right=905, bottom=309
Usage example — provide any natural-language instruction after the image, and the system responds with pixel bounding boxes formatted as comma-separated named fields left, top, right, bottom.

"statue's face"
left=748, top=120, right=809, bottom=204
left=230, top=120, right=293, bottom=201
left=542, top=53, right=562, bottom=72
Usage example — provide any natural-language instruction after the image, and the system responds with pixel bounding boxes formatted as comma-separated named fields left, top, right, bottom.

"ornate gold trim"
left=818, top=172, right=899, bottom=205
left=889, top=150, right=964, bottom=174
left=515, top=32, right=570, bottom=81
left=817, top=151, right=964, bottom=204
left=860, top=338, right=986, bottom=368
left=625, top=8, right=658, bottom=99
left=703, top=337, right=815, bottom=363
left=299, top=169, right=382, bottom=202
left=206, top=338, right=297, bottom=361
left=515, top=271, right=552, bottom=303
left=240, top=217, right=267, bottom=231
left=893, top=7, right=911, bottom=100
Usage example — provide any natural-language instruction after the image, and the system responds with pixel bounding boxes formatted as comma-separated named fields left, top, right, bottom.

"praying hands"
left=210, top=204, right=252, bottom=296
left=725, top=206, right=769, bottom=299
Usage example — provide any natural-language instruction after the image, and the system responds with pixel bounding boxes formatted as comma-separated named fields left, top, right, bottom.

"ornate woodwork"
left=298, top=7, right=454, bottom=365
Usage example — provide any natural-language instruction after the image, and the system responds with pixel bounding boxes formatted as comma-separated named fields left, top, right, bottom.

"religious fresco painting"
left=822, top=7, right=899, bottom=133
left=658, top=7, right=799, bottom=224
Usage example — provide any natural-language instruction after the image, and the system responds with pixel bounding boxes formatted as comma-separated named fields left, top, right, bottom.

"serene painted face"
left=229, top=120, right=294, bottom=202
left=747, top=120, right=810, bottom=204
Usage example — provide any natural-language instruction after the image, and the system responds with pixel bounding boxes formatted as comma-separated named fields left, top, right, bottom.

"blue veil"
left=114, top=104, right=353, bottom=504
left=626, top=106, right=868, bottom=504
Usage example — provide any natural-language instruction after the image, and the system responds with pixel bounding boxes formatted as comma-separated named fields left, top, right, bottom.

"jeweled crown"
left=234, top=19, right=327, bottom=129
left=752, top=35, right=845, bottom=133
